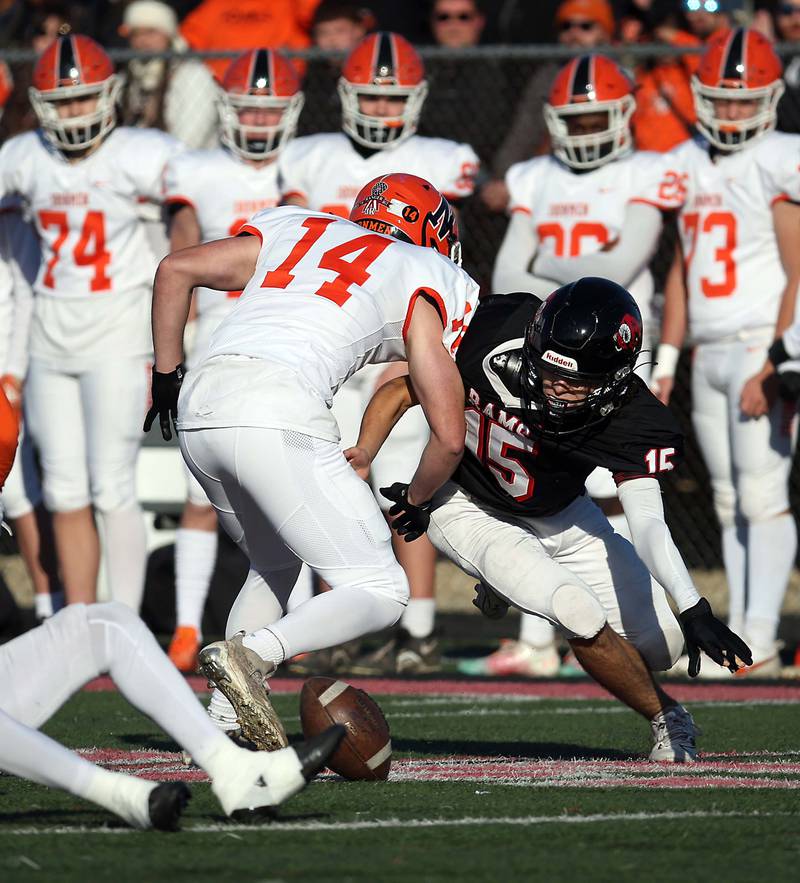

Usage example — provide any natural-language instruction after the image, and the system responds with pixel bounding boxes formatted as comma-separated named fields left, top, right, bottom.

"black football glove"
left=472, top=581, right=509, bottom=620
left=380, top=482, right=432, bottom=542
left=143, top=364, right=185, bottom=441
left=679, top=597, right=752, bottom=677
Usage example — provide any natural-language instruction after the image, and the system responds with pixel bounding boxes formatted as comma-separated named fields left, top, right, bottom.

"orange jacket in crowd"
left=180, top=0, right=322, bottom=79
left=632, top=29, right=700, bottom=153
left=0, top=386, right=18, bottom=490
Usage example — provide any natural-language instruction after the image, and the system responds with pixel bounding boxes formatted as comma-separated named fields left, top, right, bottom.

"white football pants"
left=428, top=484, right=684, bottom=671
left=179, top=424, right=408, bottom=657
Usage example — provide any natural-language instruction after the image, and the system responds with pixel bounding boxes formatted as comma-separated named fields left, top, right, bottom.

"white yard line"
left=1, top=810, right=794, bottom=837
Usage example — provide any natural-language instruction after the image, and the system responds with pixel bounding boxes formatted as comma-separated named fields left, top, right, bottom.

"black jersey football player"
left=347, top=277, right=751, bottom=763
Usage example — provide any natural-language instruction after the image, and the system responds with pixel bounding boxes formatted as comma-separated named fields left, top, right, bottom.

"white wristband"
left=651, top=343, right=680, bottom=382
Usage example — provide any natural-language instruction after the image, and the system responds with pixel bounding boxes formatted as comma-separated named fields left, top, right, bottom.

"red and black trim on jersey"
left=450, top=292, right=684, bottom=517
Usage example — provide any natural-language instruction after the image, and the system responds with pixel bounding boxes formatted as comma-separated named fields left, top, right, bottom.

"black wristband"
left=768, top=337, right=790, bottom=368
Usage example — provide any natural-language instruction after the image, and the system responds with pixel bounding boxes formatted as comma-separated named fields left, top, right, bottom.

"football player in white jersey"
left=483, top=53, right=682, bottom=677
left=652, top=28, right=800, bottom=677
left=162, top=48, right=305, bottom=673
left=0, top=35, right=182, bottom=611
left=278, top=32, right=480, bottom=673
left=146, top=174, right=478, bottom=749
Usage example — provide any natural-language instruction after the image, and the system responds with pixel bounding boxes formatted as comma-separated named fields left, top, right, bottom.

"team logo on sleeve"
left=613, top=313, right=642, bottom=352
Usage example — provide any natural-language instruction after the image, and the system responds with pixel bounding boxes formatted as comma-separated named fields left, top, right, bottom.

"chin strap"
left=489, top=349, right=524, bottom=397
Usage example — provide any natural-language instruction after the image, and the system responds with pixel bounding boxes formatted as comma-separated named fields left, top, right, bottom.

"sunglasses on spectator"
left=560, top=20, right=598, bottom=32
left=682, top=0, right=721, bottom=11
left=778, top=3, right=800, bottom=14
left=434, top=11, right=477, bottom=22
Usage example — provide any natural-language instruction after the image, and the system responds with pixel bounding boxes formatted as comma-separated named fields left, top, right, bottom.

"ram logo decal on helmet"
left=613, top=313, right=641, bottom=352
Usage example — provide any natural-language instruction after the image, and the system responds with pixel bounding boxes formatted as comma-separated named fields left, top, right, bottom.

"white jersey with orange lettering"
left=163, top=148, right=281, bottom=327
left=0, top=127, right=181, bottom=370
left=506, top=151, right=681, bottom=328
left=664, top=132, right=800, bottom=344
left=277, top=132, right=479, bottom=215
left=180, top=207, right=479, bottom=441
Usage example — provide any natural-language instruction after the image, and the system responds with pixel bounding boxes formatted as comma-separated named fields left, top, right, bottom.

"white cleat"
left=199, top=632, right=288, bottom=752
left=649, top=705, right=700, bottom=763
left=212, top=726, right=346, bottom=816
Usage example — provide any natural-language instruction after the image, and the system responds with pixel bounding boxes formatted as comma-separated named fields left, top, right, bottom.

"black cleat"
left=148, top=782, right=191, bottom=831
left=295, top=724, right=346, bottom=782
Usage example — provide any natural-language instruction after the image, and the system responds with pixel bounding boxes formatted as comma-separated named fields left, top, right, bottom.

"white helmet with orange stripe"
left=29, top=34, right=121, bottom=152
left=692, top=27, right=784, bottom=152
left=544, top=54, right=635, bottom=171
left=338, top=32, right=428, bottom=150
left=218, top=48, right=305, bottom=162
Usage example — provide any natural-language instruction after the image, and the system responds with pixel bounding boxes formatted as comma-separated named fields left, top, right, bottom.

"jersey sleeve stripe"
left=281, top=189, right=308, bottom=203
left=164, top=194, right=198, bottom=210
left=771, top=193, right=791, bottom=206
left=510, top=206, right=532, bottom=215
left=240, top=223, right=263, bottom=243
left=402, top=287, right=448, bottom=342
left=628, top=197, right=671, bottom=210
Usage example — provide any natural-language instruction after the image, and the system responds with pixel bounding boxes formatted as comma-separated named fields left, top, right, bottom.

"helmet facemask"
left=30, top=75, right=121, bottom=152
left=691, top=78, right=784, bottom=151
left=338, top=78, right=428, bottom=150
left=218, top=88, right=304, bottom=161
left=544, top=94, right=635, bottom=170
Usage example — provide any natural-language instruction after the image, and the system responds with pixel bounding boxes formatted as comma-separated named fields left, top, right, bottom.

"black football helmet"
left=521, top=277, right=642, bottom=436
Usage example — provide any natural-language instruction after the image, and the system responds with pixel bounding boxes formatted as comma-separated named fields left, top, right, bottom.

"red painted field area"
left=79, top=748, right=800, bottom=790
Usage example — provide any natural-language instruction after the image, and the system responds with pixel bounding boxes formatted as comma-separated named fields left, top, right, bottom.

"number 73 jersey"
left=661, top=131, right=800, bottom=343
left=206, top=206, right=479, bottom=406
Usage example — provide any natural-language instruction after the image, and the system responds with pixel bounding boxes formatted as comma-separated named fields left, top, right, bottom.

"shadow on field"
left=119, top=733, right=181, bottom=752
left=391, top=737, right=637, bottom=761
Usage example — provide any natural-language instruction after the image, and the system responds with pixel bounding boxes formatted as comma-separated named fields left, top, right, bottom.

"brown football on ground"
left=299, top=677, right=392, bottom=781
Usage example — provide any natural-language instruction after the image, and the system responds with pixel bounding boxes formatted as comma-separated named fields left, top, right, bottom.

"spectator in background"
left=119, top=1, right=218, bottom=150
left=429, top=0, right=485, bottom=47
left=481, top=0, right=614, bottom=212
left=298, top=1, right=373, bottom=135
left=773, top=2, right=800, bottom=133
left=683, top=0, right=732, bottom=39
left=181, top=0, right=322, bottom=80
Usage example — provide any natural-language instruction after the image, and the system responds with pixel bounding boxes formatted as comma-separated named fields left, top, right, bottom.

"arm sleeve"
left=757, top=134, right=800, bottom=204
left=492, top=211, right=555, bottom=296
left=533, top=202, right=663, bottom=288
left=617, top=476, right=700, bottom=613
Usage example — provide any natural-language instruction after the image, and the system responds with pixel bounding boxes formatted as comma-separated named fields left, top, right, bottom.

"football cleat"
left=457, top=639, right=561, bottom=678
left=348, top=629, right=441, bottom=676
left=212, top=726, right=345, bottom=816
left=198, top=633, right=288, bottom=752
left=558, top=648, right=586, bottom=678
left=168, top=625, right=200, bottom=673
left=147, top=782, right=191, bottom=832
left=649, top=705, right=699, bottom=763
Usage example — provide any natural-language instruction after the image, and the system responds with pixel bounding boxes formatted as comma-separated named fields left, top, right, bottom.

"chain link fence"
left=4, top=42, right=800, bottom=577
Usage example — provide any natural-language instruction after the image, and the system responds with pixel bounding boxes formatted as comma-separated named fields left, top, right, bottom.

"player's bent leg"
left=25, top=361, right=98, bottom=603
left=83, top=358, right=149, bottom=611
left=427, top=484, right=606, bottom=640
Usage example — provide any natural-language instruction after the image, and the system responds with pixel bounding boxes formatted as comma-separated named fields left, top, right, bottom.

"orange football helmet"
left=0, top=62, right=12, bottom=118
left=544, top=54, right=635, bottom=170
left=349, top=173, right=461, bottom=265
left=692, top=28, right=784, bottom=152
left=338, top=32, right=428, bottom=150
left=29, top=34, right=120, bottom=152
left=218, top=48, right=304, bottom=161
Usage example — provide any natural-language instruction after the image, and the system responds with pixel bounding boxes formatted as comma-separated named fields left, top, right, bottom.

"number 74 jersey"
left=659, top=131, right=800, bottom=343
left=206, top=206, right=479, bottom=405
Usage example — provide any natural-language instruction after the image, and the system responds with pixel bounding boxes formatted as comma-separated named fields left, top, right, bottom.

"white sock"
left=0, top=707, right=154, bottom=828
left=745, top=513, right=796, bottom=649
left=175, top=527, right=218, bottom=635
left=242, top=628, right=286, bottom=666
left=722, top=521, right=747, bottom=634
left=208, top=689, right=239, bottom=732
left=519, top=613, right=556, bottom=649
left=607, top=511, right=632, bottom=542
left=35, top=593, right=53, bottom=619
left=401, top=598, right=436, bottom=638
left=98, top=506, right=147, bottom=612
